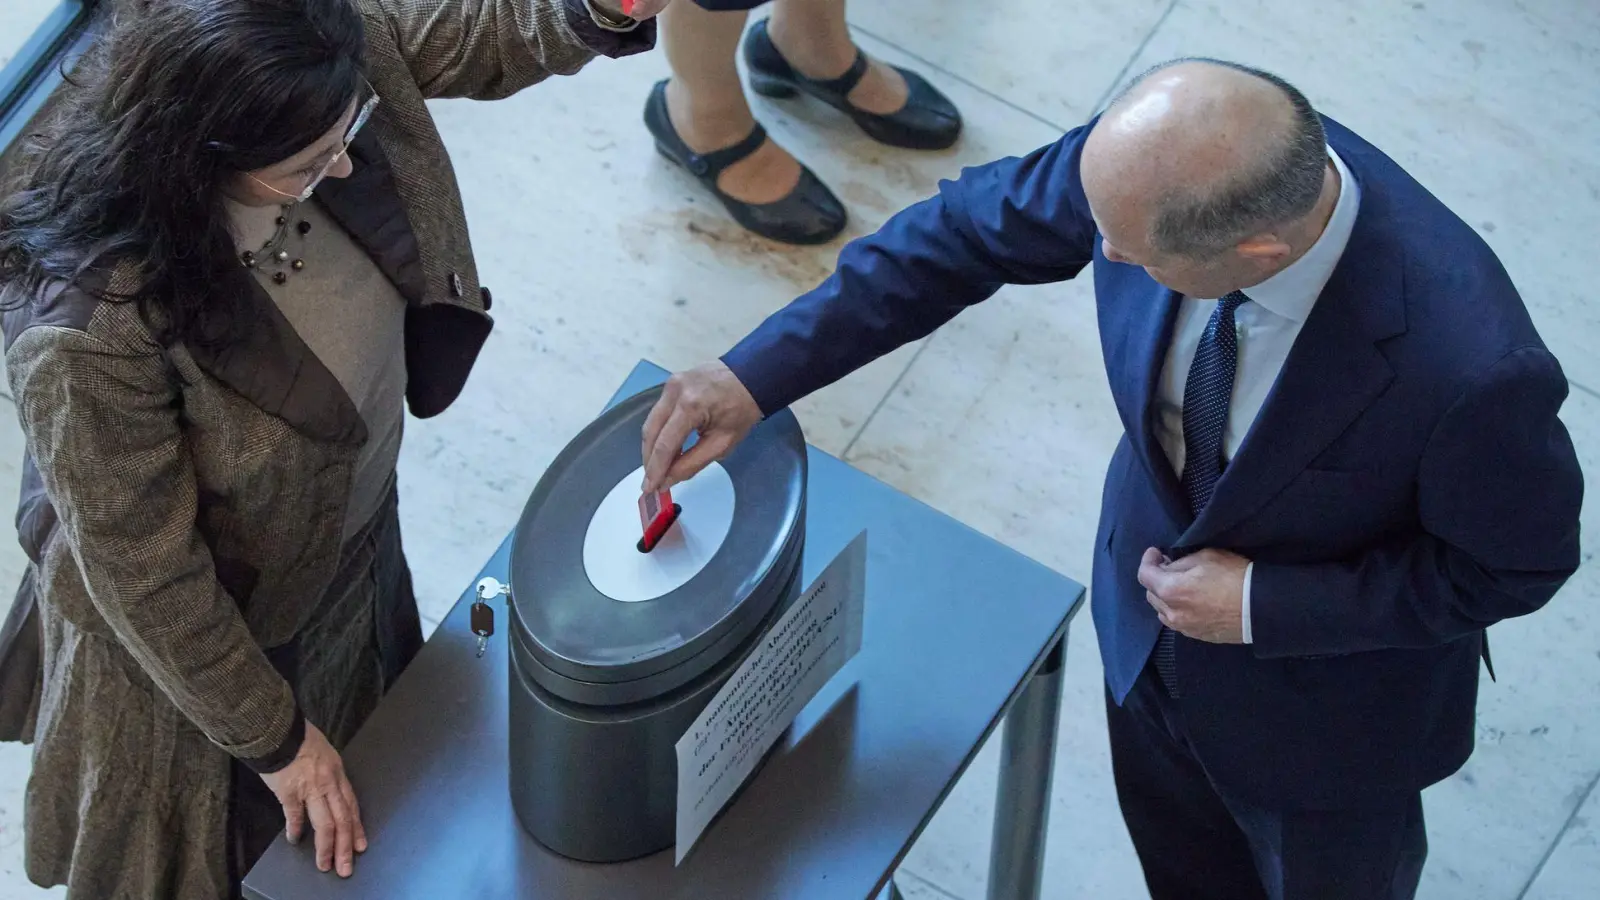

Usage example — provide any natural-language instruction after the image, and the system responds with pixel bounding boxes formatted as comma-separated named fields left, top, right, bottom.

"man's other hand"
left=1137, top=547, right=1249, bottom=644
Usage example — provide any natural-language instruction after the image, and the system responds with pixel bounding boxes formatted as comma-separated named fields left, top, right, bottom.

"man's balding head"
left=1081, top=58, right=1333, bottom=296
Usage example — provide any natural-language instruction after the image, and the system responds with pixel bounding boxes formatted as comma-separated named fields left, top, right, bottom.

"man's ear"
left=1235, top=233, right=1292, bottom=262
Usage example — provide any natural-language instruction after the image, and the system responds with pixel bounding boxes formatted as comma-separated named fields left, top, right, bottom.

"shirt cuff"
left=565, top=0, right=658, bottom=57
left=1241, top=561, right=1255, bottom=644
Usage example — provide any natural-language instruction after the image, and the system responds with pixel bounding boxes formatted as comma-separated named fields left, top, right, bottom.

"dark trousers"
left=1106, top=662, right=1428, bottom=900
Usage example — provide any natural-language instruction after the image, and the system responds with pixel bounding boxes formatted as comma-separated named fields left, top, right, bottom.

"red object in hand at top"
left=637, top=488, right=681, bottom=553
left=621, top=0, right=635, bottom=15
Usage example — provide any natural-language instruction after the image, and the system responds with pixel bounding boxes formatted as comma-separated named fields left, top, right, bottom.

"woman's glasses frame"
left=249, top=81, right=380, bottom=203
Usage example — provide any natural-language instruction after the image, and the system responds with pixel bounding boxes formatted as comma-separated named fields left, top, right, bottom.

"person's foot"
left=662, top=79, right=801, bottom=206
left=763, top=21, right=910, bottom=116
left=743, top=19, right=961, bottom=151
left=643, top=80, right=847, bottom=246
left=843, top=58, right=911, bottom=117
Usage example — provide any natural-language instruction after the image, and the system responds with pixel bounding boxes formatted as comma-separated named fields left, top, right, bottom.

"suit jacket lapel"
left=1100, top=272, right=1190, bottom=529
left=1178, top=180, right=1407, bottom=548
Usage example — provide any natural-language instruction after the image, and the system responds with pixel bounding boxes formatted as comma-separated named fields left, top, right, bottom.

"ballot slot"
left=583, top=463, right=736, bottom=605
left=638, top=488, right=682, bottom=553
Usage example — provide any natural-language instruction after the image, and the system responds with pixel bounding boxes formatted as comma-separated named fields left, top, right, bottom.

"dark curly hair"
left=0, top=0, right=368, bottom=348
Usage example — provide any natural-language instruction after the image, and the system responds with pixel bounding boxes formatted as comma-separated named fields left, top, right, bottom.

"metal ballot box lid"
left=506, top=385, right=806, bottom=707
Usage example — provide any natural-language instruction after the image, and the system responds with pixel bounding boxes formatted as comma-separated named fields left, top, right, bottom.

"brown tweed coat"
left=0, top=1, right=652, bottom=896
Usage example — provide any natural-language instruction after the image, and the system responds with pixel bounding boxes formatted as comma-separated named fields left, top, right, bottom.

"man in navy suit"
left=639, top=58, right=1583, bottom=898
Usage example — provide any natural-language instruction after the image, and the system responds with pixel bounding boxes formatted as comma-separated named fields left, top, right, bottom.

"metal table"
left=244, top=361, right=1085, bottom=900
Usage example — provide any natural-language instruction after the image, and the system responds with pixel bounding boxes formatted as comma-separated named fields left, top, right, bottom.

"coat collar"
left=1226, top=145, right=1360, bottom=325
left=313, top=131, right=428, bottom=306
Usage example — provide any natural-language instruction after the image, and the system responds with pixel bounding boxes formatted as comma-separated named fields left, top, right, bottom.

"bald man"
left=639, top=58, right=1582, bottom=898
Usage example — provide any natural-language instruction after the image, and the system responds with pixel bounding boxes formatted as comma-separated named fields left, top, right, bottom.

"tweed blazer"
left=0, top=0, right=652, bottom=894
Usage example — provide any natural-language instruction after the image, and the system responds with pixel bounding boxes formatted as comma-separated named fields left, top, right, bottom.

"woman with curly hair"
left=0, top=0, right=664, bottom=895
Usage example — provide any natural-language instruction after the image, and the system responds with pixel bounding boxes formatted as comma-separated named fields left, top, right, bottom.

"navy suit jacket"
left=721, top=117, right=1583, bottom=807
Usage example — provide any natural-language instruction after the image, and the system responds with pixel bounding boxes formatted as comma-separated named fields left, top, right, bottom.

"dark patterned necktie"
left=1155, top=290, right=1249, bottom=698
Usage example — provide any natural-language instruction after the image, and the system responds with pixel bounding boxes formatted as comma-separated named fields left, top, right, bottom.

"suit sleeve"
left=8, top=327, right=305, bottom=772
left=371, top=0, right=654, bottom=102
left=1250, top=346, right=1584, bottom=656
left=722, top=126, right=1103, bottom=416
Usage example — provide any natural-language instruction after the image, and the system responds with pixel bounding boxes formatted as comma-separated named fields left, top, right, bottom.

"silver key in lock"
left=471, top=577, right=510, bottom=658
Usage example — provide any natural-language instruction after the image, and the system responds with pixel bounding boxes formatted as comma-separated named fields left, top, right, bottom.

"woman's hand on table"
left=260, top=722, right=366, bottom=878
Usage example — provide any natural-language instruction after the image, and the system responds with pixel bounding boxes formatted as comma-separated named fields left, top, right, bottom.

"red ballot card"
left=621, top=0, right=635, bottom=14
left=638, top=488, right=680, bottom=552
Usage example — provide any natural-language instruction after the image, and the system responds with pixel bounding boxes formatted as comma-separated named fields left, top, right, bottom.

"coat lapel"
left=186, top=267, right=368, bottom=446
left=1177, top=178, right=1407, bottom=548
left=186, top=132, right=429, bottom=445
left=313, top=131, right=428, bottom=306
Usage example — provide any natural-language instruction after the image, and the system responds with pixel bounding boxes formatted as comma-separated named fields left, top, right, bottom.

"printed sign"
left=673, top=530, right=868, bottom=864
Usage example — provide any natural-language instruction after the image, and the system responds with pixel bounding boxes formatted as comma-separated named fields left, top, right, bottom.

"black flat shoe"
left=643, top=79, right=847, bottom=246
left=742, top=19, right=962, bottom=151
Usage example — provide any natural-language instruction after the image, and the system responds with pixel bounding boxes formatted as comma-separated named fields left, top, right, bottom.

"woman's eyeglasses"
left=251, top=82, right=380, bottom=203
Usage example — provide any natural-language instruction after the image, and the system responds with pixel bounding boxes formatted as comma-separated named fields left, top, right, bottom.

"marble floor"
left=1, top=1, right=1598, bottom=898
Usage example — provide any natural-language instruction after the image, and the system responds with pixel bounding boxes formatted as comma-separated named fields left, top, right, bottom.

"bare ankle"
left=766, top=15, right=857, bottom=80
left=664, top=79, right=758, bottom=153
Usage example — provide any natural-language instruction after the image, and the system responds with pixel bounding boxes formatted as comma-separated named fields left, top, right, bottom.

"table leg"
left=986, top=631, right=1066, bottom=900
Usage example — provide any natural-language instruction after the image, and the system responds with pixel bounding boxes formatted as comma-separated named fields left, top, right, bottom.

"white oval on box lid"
left=582, top=463, right=735, bottom=603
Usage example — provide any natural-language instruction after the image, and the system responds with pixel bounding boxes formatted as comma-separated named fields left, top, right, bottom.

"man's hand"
left=261, top=722, right=366, bottom=878
left=641, top=361, right=763, bottom=493
left=1137, top=547, right=1249, bottom=644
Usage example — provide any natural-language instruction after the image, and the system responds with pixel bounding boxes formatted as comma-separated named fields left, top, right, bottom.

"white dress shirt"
left=1151, top=147, right=1361, bottom=643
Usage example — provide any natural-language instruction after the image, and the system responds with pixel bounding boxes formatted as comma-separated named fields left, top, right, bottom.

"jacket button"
left=480, top=286, right=493, bottom=310
left=449, top=272, right=464, bottom=298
